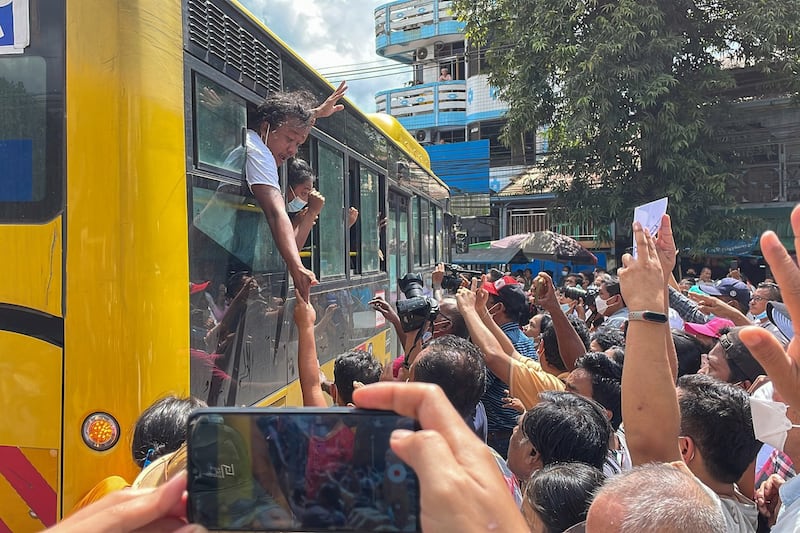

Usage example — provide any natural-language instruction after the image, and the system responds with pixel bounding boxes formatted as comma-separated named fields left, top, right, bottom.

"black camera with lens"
left=440, top=264, right=483, bottom=292
left=396, top=273, right=439, bottom=332
left=561, top=285, right=598, bottom=307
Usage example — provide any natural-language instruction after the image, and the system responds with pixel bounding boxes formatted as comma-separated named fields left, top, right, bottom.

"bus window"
left=431, top=204, right=440, bottom=263
left=360, top=168, right=381, bottom=273
left=412, top=197, right=420, bottom=266
left=193, top=74, right=247, bottom=173
left=317, top=144, right=346, bottom=278
left=420, top=197, right=430, bottom=266
left=436, top=206, right=445, bottom=263
left=189, top=176, right=288, bottom=406
left=0, top=56, right=62, bottom=222
left=387, top=191, right=410, bottom=300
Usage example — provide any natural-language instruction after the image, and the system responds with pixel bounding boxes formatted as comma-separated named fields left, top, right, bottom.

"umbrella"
left=491, top=231, right=598, bottom=265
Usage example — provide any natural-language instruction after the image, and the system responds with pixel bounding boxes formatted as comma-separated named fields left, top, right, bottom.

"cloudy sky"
left=240, top=0, right=409, bottom=112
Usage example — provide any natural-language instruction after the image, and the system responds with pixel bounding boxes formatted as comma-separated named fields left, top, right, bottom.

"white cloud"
left=239, top=0, right=409, bottom=112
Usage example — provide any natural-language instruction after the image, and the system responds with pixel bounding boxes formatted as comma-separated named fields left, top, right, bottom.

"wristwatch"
left=627, top=310, right=668, bottom=323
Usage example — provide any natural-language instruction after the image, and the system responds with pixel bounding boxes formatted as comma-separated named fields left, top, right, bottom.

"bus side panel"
left=63, top=0, right=188, bottom=514
left=0, top=219, right=62, bottom=317
left=0, top=333, right=61, bottom=532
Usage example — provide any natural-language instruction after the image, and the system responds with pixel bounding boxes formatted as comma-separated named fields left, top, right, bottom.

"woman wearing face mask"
left=287, top=158, right=324, bottom=252
left=288, top=158, right=359, bottom=252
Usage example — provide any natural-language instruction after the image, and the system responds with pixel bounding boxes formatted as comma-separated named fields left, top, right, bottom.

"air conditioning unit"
left=415, top=46, right=429, bottom=60
left=415, top=129, right=432, bottom=143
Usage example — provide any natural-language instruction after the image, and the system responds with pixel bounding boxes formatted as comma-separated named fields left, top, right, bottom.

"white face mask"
left=287, top=196, right=307, bottom=213
left=595, top=296, right=609, bottom=316
left=749, top=396, right=800, bottom=451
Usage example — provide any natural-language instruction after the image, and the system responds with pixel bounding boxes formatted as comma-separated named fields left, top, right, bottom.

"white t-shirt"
left=245, top=129, right=280, bottom=192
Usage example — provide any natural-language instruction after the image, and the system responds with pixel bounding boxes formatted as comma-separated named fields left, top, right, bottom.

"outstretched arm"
left=295, top=290, right=327, bottom=407
left=252, top=184, right=317, bottom=299
left=620, top=222, right=682, bottom=465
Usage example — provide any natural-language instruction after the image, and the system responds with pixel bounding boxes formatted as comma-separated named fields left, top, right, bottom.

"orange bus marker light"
left=81, top=412, right=120, bottom=451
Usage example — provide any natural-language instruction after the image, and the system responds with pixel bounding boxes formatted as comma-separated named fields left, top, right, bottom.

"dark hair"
left=540, top=314, right=590, bottom=372
left=523, top=391, right=611, bottom=470
left=677, top=374, right=761, bottom=483
left=601, top=275, right=623, bottom=300
left=414, top=335, right=486, bottom=419
left=288, top=157, right=315, bottom=189
left=717, top=326, right=766, bottom=383
left=249, top=90, right=317, bottom=131
left=591, top=326, right=625, bottom=351
left=757, top=282, right=782, bottom=302
left=671, top=329, right=704, bottom=377
left=494, top=285, right=532, bottom=325
left=606, top=346, right=625, bottom=366
left=132, top=395, right=207, bottom=468
left=438, top=297, right=469, bottom=339
left=575, top=352, right=623, bottom=430
left=334, top=350, right=382, bottom=405
left=526, top=462, right=605, bottom=533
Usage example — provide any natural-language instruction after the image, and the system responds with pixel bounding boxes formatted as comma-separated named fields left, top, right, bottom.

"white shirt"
left=245, top=129, right=280, bottom=192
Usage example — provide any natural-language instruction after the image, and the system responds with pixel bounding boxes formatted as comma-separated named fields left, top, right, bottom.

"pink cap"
left=684, top=317, right=735, bottom=338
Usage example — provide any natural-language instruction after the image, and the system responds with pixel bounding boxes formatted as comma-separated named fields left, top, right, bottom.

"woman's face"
left=524, top=314, right=543, bottom=339
left=290, top=180, right=314, bottom=202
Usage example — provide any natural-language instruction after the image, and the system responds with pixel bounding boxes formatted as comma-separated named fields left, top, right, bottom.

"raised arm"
left=252, top=184, right=317, bottom=300
left=310, top=81, right=348, bottom=121
left=293, top=190, right=325, bottom=250
left=620, top=222, right=682, bottom=465
left=456, top=287, right=515, bottom=384
left=294, top=290, right=327, bottom=407
left=471, top=277, right=517, bottom=357
left=687, top=292, right=751, bottom=326
left=534, top=272, right=587, bottom=370
left=654, top=214, right=679, bottom=381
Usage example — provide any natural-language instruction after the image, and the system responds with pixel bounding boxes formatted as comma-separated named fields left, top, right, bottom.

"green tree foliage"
left=453, top=0, right=800, bottom=250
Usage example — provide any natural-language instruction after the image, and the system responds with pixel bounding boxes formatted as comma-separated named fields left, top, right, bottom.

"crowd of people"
left=52, top=210, right=800, bottom=532
left=44, top=83, right=800, bottom=532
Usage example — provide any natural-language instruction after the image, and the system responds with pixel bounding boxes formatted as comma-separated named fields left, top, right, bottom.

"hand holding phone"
left=351, top=382, right=529, bottom=533
left=186, top=408, right=420, bottom=532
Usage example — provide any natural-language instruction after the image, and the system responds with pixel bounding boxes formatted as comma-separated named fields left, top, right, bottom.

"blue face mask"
left=287, top=196, right=307, bottom=213
left=754, top=310, right=768, bottom=321
left=561, top=303, right=571, bottom=313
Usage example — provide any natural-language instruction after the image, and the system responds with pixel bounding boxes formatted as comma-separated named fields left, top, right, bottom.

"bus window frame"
left=184, top=56, right=263, bottom=182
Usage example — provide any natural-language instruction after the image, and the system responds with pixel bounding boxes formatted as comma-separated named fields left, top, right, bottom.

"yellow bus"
left=0, top=0, right=449, bottom=529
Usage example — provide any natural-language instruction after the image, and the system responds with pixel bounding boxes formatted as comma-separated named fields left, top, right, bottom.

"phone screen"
left=186, top=408, right=420, bottom=532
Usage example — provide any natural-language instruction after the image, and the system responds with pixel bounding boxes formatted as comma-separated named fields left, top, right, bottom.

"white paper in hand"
left=633, top=197, right=668, bottom=258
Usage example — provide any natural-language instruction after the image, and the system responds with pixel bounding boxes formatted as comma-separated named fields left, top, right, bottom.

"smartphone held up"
left=186, top=408, right=420, bottom=532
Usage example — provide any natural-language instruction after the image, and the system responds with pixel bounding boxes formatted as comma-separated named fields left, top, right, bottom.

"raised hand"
left=654, top=214, right=677, bottom=281
left=455, top=286, right=477, bottom=313
left=293, top=288, right=317, bottom=327
left=307, top=189, right=325, bottom=215
left=347, top=206, right=359, bottom=228
left=432, top=263, right=446, bottom=289
left=352, top=382, right=528, bottom=532
left=313, top=81, right=348, bottom=119
left=291, top=266, right=318, bottom=302
left=618, top=222, right=666, bottom=312
left=740, top=205, right=800, bottom=410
